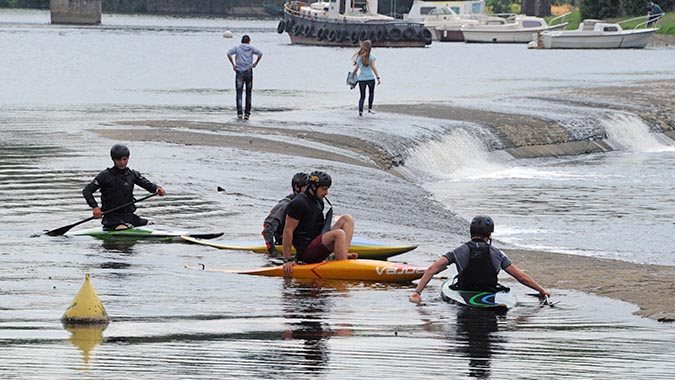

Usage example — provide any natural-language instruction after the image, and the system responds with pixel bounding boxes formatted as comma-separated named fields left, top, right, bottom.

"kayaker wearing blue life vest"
left=282, top=171, right=358, bottom=276
left=262, top=172, right=308, bottom=255
left=410, top=215, right=550, bottom=304
left=82, top=144, right=166, bottom=230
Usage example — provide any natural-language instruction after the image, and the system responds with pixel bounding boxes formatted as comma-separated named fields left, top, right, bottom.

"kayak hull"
left=180, top=236, right=417, bottom=260
left=188, top=259, right=426, bottom=283
left=68, top=226, right=223, bottom=241
left=441, top=280, right=517, bottom=309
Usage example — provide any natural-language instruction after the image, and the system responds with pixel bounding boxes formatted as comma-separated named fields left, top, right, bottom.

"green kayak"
left=67, top=225, right=223, bottom=242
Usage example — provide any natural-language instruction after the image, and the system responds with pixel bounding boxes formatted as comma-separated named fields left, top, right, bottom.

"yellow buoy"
left=61, top=274, right=110, bottom=325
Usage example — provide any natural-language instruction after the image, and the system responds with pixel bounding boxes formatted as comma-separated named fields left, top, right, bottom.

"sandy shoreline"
left=97, top=80, right=675, bottom=322
left=506, top=249, right=675, bottom=322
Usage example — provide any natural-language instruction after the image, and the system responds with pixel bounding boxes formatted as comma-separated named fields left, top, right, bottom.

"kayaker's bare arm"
left=409, top=256, right=450, bottom=304
left=504, top=264, right=551, bottom=298
left=227, top=54, right=236, bottom=71
left=282, top=215, right=299, bottom=276
left=372, top=60, right=381, bottom=85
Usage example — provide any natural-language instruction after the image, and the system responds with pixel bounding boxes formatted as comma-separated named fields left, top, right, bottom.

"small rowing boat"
left=180, top=236, right=417, bottom=260
left=186, top=259, right=426, bottom=283
left=440, top=280, right=517, bottom=309
left=68, top=225, right=223, bottom=242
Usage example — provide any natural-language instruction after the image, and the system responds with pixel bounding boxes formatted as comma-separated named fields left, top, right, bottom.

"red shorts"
left=298, top=234, right=331, bottom=263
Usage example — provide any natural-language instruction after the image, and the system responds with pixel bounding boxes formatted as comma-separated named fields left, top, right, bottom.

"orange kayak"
left=187, top=259, right=426, bottom=283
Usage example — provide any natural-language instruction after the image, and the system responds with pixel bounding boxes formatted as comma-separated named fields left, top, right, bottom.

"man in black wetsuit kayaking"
left=409, top=215, right=550, bottom=304
left=261, top=172, right=308, bottom=256
left=282, top=171, right=357, bottom=276
left=82, top=144, right=166, bottom=230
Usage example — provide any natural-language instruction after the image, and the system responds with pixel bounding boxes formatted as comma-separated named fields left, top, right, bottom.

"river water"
left=1, top=9, right=675, bottom=379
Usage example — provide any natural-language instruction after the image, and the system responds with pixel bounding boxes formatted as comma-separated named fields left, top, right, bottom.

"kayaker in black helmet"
left=410, top=215, right=550, bottom=304
left=282, top=171, right=358, bottom=276
left=82, top=144, right=166, bottom=230
left=261, top=172, right=308, bottom=255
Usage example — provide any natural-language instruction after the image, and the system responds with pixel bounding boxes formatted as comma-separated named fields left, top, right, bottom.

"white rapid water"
left=405, top=128, right=512, bottom=180
left=603, top=113, right=675, bottom=152
left=405, top=112, right=675, bottom=265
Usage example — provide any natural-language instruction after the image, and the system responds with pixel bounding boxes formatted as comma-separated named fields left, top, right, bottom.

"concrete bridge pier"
left=50, top=0, right=102, bottom=25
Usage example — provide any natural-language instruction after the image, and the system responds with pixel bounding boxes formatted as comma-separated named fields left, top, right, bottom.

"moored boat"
left=530, top=18, right=659, bottom=49
left=188, top=259, right=426, bottom=282
left=462, top=13, right=568, bottom=43
left=423, top=6, right=479, bottom=41
left=404, top=0, right=488, bottom=23
left=278, top=1, right=432, bottom=47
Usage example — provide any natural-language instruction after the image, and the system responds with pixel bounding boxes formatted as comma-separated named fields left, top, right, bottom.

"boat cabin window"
left=522, top=20, right=542, bottom=28
left=421, top=7, right=436, bottom=15
left=471, top=3, right=482, bottom=13
left=429, top=7, right=456, bottom=16
left=603, top=26, right=619, bottom=32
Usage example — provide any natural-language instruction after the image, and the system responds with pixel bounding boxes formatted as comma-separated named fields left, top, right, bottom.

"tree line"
left=0, top=0, right=670, bottom=20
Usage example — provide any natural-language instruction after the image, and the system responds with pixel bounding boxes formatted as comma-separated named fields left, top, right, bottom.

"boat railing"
left=621, top=13, right=665, bottom=29
left=549, top=11, right=571, bottom=26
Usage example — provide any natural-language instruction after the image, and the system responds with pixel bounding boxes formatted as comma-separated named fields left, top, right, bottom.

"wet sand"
left=507, top=249, right=675, bottom=322
left=94, top=80, right=675, bottom=322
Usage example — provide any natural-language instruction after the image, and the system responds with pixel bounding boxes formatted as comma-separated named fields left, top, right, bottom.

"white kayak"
left=440, top=280, right=517, bottom=309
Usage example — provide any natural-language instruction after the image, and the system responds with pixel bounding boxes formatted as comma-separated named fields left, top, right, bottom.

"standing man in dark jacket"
left=227, top=34, right=263, bottom=120
left=82, top=144, right=166, bottom=230
left=262, top=172, right=308, bottom=255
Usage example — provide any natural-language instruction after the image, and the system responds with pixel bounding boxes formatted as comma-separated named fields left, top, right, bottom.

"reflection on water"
left=282, top=279, right=332, bottom=374
left=65, top=323, right=108, bottom=366
left=454, top=307, right=503, bottom=379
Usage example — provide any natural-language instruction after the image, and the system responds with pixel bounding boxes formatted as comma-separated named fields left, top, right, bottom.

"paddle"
left=528, top=293, right=560, bottom=307
left=217, top=186, right=225, bottom=192
left=45, top=193, right=158, bottom=236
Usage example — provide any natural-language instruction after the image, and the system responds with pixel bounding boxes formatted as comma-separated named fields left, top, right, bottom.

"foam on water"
left=603, top=113, right=675, bottom=152
left=406, top=129, right=511, bottom=180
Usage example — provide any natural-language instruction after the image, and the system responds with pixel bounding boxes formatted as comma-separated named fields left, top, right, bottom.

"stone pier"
left=50, top=0, right=102, bottom=25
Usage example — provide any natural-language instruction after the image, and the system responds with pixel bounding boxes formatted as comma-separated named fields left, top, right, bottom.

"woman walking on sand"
left=352, top=40, right=381, bottom=117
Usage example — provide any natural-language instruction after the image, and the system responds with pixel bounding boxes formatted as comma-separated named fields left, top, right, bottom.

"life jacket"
left=289, top=192, right=326, bottom=254
left=454, top=240, right=499, bottom=291
left=99, top=167, right=139, bottom=214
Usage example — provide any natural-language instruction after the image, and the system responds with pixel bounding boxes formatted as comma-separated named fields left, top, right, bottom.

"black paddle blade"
left=217, top=186, right=225, bottom=192
left=45, top=223, right=77, bottom=236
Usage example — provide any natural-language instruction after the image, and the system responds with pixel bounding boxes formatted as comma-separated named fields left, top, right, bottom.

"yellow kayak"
left=180, top=235, right=417, bottom=260
left=186, top=259, right=426, bottom=283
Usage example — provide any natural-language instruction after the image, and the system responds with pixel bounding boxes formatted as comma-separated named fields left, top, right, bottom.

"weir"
left=406, top=128, right=512, bottom=180
left=50, top=0, right=101, bottom=25
left=404, top=111, right=675, bottom=181
left=602, top=113, right=675, bottom=153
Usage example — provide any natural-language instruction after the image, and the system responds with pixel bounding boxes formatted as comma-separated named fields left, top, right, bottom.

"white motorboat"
left=530, top=18, right=659, bottom=49
left=423, top=6, right=479, bottom=41
left=404, top=0, right=487, bottom=23
left=462, top=14, right=568, bottom=43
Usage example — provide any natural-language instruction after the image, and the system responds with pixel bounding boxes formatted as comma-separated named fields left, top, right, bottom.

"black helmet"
left=291, top=172, right=308, bottom=188
left=110, top=144, right=130, bottom=160
left=307, top=171, right=332, bottom=188
left=470, top=215, right=494, bottom=237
